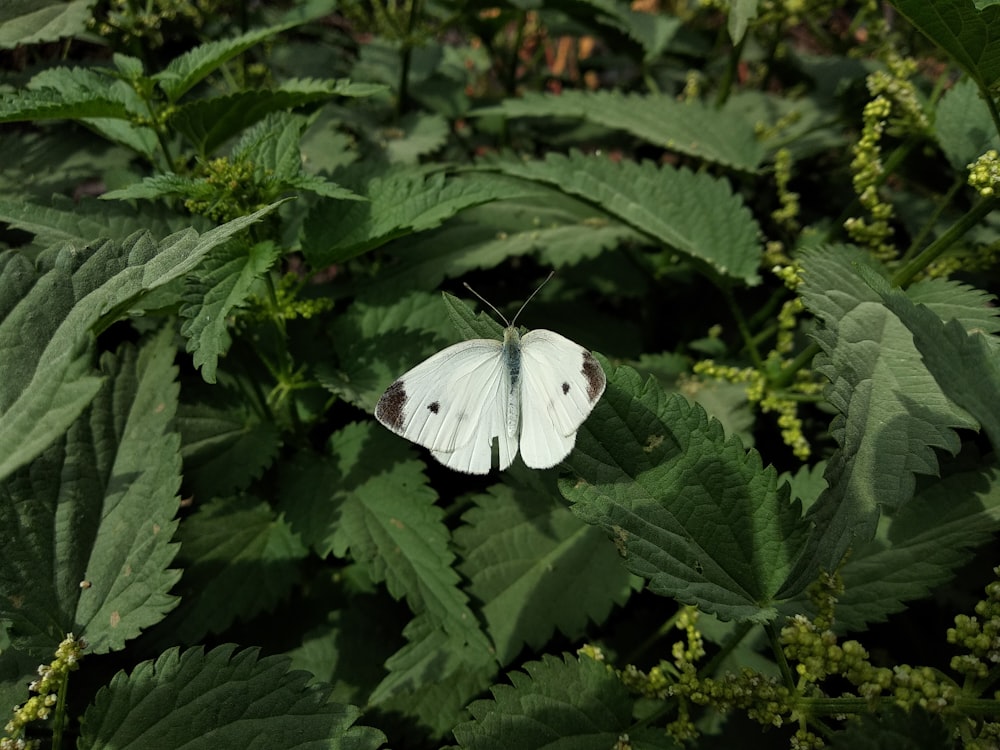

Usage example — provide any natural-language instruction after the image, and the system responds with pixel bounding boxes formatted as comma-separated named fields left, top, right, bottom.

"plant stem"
left=892, top=195, right=1000, bottom=286
left=765, top=621, right=796, bottom=689
left=722, top=285, right=764, bottom=369
left=715, top=34, right=746, bottom=107
left=899, top=175, right=965, bottom=264
left=51, top=663, right=71, bottom=748
left=395, top=0, right=422, bottom=121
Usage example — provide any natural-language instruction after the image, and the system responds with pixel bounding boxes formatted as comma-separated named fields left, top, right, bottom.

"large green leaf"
left=0, top=330, right=181, bottom=654
left=477, top=91, right=765, bottom=171
left=0, top=203, right=282, bottom=480
left=78, top=645, right=386, bottom=750
left=0, top=0, right=96, bottom=48
left=301, top=167, right=548, bottom=267
left=891, top=0, right=1000, bottom=90
left=152, top=23, right=299, bottom=102
left=788, top=246, right=979, bottom=592
left=158, top=496, right=307, bottom=644
left=453, top=653, right=677, bottom=750
left=456, top=479, right=640, bottom=665
left=934, top=77, right=1000, bottom=170
left=180, top=241, right=282, bottom=383
left=562, top=361, right=809, bottom=622
left=485, top=151, right=763, bottom=285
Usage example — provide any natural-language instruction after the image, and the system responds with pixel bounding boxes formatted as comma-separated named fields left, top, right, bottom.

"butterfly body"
left=375, top=323, right=605, bottom=474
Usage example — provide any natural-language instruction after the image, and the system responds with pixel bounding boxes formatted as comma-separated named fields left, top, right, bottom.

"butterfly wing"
left=374, top=339, right=519, bottom=474
left=517, top=329, right=606, bottom=469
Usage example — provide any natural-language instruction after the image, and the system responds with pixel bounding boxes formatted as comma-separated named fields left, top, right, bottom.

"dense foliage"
left=2, top=0, right=1000, bottom=747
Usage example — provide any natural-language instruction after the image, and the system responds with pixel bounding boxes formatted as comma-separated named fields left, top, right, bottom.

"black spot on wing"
left=561, top=382, right=570, bottom=395
left=375, top=380, right=408, bottom=430
left=428, top=401, right=440, bottom=414
left=581, top=351, right=605, bottom=402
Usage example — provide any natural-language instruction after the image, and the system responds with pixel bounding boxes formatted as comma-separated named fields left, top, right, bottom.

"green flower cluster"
left=89, top=0, right=218, bottom=47
left=185, top=157, right=276, bottom=223
left=2, top=635, right=85, bottom=750
left=968, top=150, right=1000, bottom=198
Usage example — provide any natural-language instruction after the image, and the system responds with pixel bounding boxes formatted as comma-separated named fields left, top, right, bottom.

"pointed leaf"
left=301, top=168, right=547, bottom=267
left=453, top=653, right=677, bottom=750
left=456, top=482, right=640, bottom=665
left=485, top=151, right=762, bottom=284
left=562, top=361, right=809, bottom=622
left=789, top=246, right=979, bottom=591
left=180, top=241, right=282, bottom=383
left=161, top=495, right=307, bottom=643
left=934, top=77, right=1000, bottom=170
left=478, top=91, right=765, bottom=171
left=0, top=330, right=181, bottom=654
left=0, top=0, right=97, bottom=48
left=78, top=645, right=386, bottom=750
left=153, top=23, right=299, bottom=102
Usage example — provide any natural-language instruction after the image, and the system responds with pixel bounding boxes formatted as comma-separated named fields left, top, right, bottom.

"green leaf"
left=728, top=0, right=761, bottom=43
left=817, top=461, right=1000, bottom=632
left=562, top=361, right=809, bottom=622
left=789, top=246, right=978, bottom=591
left=153, top=23, right=299, bottom=102
left=0, top=330, right=181, bottom=654
left=868, top=270, right=1000, bottom=449
left=384, top=112, right=450, bottom=164
left=180, top=241, right=282, bottom=383
left=830, top=707, right=952, bottom=750
left=177, top=397, right=282, bottom=499
left=484, top=151, right=763, bottom=285
left=0, top=202, right=283, bottom=480
left=456, top=481, right=640, bottom=665
left=284, top=422, right=490, bottom=645
left=0, top=195, right=196, bottom=247
left=78, top=645, right=386, bottom=750
left=934, top=77, right=1000, bottom=170
left=169, top=78, right=385, bottom=156
left=160, top=496, right=307, bottom=643
left=0, top=86, right=131, bottom=122
left=0, top=0, right=97, bottom=48
left=571, top=0, right=682, bottom=61
left=476, top=92, right=765, bottom=171
left=453, top=653, right=678, bottom=750
left=301, top=168, right=547, bottom=267
left=891, top=0, right=1000, bottom=90
left=373, top=198, right=642, bottom=296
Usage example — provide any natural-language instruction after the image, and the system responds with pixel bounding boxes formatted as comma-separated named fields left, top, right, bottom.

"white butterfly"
left=374, top=280, right=606, bottom=474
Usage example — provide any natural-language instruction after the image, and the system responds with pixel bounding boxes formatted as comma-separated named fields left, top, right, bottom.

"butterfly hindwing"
left=517, top=329, right=606, bottom=469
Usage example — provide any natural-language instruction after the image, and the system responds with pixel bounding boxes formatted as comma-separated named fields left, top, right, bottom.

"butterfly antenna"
left=463, top=282, right=511, bottom=326
left=510, top=271, right=555, bottom=327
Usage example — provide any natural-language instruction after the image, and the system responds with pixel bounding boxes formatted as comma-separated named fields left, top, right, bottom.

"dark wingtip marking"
left=581, top=352, right=605, bottom=402
left=376, top=380, right=408, bottom=430
left=428, top=401, right=440, bottom=414
left=561, top=382, right=570, bottom=395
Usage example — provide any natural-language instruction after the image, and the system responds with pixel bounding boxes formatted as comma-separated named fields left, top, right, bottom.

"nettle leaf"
left=934, top=77, right=1000, bottom=170
left=455, top=481, right=641, bottom=665
left=789, top=246, right=978, bottom=591
left=169, top=78, right=386, bottom=156
left=0, top=195, right=201, bottom=247
left=453, top=653, right=675, bottom=750
left=161, top=495, right=307, bottom=643
left=0, top=202, right=281, bottom=479
left=78, top=645, right=386, bottom=750
left=478, top=92, right=764, bottom=171
left=0, top=330, right=181, bottom=654
left=870, top=271, right=1000, bottom=450
left=153, top=23, right=299, bottom=102
left=830, top=706, right=951, bottom=750
left=178, top=397, right=282, bottom=499
left=0, top=65, right=136, bottom=122
left=562, top=360, right=809, bottom=622
left=571, top=0, right=682, bottom=61
left=384, top=112, right=450, bottom=164
left=180, top=241, right=283, bottom=383
left=728, top=0, right=761, bottom=42
left=806, top=461, right=1000, bottom=632
left=280, top=422, right=491, bottom=647
left=0, top=0, right=97, bottom=48
left=891, top=0, right=1000, bottom=90
left=485, top=151, right=762, bottom=285
left=374, top=198, right=642, bottom=296
left=371, top=614, right=499, bottom=736
left=301, top=167, right=548, bottom=267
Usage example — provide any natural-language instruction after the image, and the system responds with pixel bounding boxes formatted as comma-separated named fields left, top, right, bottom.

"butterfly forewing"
left=374, top=339, right=517, bottom=474
left=517, top=329, right=606, bottom=469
